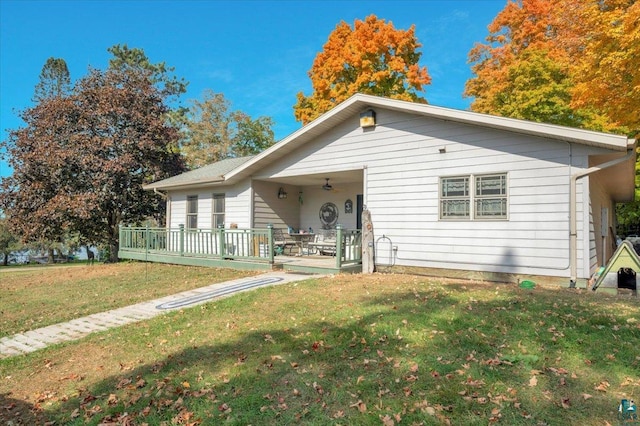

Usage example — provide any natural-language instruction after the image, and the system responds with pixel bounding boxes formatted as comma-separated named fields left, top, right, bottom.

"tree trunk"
left=109, top=239, right=119, bottom=263
left=47, top=248, right=55, bottom=264
left=2, top=252, right=8, bottom=266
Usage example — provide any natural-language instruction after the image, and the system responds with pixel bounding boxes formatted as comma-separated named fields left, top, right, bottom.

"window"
left=440, top=176, right=470, bottom=219
left=440, top=173, right=507, bottom=220
left=186, top=195, right=198, bottom=229
left=475, top=174, right=507, bottom=219
left=212, top=193, right=225, bottom=228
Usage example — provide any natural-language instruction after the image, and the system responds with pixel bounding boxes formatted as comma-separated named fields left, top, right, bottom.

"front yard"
left=1, top=264, right=638, bottom=425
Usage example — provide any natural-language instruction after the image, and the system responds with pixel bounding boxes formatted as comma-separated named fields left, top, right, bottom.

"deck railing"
left=119, top=225, right=274, bottom=263
left=119, top=224, right=362, bottom=269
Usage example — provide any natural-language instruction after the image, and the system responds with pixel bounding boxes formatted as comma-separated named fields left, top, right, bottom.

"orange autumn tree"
left=464, top=0, right=638, bottom=133
left=294, top=15, right=431, bottom=125
left=571, top=0, right=640, bottom=132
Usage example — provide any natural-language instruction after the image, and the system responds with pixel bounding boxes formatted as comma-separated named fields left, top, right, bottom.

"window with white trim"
left=440, top=173, right=508, bottom=220
left=212, top=193, right=225, bottom=228
left=474, top=174, right=507, bottom=219
left=440, top=176, right=470, bottom=219
left=186, top=195, right=198, bottom=229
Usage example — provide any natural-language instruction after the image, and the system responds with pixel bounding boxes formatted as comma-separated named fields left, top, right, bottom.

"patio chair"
left=308, top=229, right=337, bottom=256
left=273, top=228, right=296, bottom=255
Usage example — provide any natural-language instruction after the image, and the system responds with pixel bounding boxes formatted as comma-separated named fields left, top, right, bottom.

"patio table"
left=288, top=233, right=315, bottom=256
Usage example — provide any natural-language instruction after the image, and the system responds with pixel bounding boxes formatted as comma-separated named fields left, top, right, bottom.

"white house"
left=142, top=94, right=636, bottom=286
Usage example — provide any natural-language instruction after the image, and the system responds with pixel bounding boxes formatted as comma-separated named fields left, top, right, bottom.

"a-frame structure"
left=593, top=241, right=640, bottom=295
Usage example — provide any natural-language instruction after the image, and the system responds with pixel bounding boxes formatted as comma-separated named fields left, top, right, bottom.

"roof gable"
left=145, top=94, right=633, bottom=191
left=224, top=94, right=632, bottom=184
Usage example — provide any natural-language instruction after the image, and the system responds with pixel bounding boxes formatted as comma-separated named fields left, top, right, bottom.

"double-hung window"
left=440, top=173, right=507, bottom=220
left=212, top=193, right=225, bottom=228
left=475, top=174, right=507, bottom=219
left=186, top=195, right=198, bottom=229
left=440, top=176, right=470, bottom=219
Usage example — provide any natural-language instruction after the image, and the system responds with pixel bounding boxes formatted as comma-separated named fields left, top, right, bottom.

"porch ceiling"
left=590, top=152, right=636, bottom=202
left=260, top=169, right=363, bottom=187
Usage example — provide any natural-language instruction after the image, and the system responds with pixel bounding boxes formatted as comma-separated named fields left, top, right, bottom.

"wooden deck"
left=274, top=254, right=361, bottom=274
left=118, top=226, right=362, bottom=275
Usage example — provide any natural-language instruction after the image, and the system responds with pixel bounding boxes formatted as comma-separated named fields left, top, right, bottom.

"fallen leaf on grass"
left=381, top=414, right=395, bottom=426
left=548, top=367, right=569, bottom=375
left=350, top=400, right=367, bottom=413
left=529, top=376, right=538, bottom=387
left=595, top=381, right=610, bottom=392
left=107, top=393, right=118, bottom=406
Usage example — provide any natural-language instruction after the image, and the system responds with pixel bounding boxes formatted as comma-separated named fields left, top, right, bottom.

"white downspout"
left=569, top=141, right=635, bottom=287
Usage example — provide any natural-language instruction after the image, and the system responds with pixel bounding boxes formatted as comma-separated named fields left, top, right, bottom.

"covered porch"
left=118, top=225, right=362, bottom=275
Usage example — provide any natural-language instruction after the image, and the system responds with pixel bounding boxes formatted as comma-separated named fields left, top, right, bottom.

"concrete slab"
left=1, top=337, right=37, bottom=353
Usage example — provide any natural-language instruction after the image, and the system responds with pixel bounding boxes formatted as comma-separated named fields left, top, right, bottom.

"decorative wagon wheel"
left=319, top=202, right=338, bottom=229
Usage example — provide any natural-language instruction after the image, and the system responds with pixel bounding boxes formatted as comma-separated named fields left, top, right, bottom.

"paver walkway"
left=0, top=272, right=315, bottom=359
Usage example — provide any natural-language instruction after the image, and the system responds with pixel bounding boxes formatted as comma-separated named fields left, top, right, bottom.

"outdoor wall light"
left=439, top=147, right=447, bottom=153
left=277, top=187, right=288, bottom=199
left=359, top=109, right=376, bottom=128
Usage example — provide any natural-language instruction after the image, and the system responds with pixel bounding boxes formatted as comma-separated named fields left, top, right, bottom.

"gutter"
left=569, top=139, right=636, bottom=287
left=153, top=188, right=167, bottom=199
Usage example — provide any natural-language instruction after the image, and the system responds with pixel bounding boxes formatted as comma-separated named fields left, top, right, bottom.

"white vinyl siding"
left=256, top=108, right=584, bottom=277
left=168, top=183, right=251, bottom=230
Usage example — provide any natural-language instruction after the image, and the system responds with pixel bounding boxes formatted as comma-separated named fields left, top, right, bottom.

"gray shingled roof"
left=144, top=156, right=254, bottom=190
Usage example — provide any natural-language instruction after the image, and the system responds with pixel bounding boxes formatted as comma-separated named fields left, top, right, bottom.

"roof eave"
left=143, top=177, right=225, bottom=191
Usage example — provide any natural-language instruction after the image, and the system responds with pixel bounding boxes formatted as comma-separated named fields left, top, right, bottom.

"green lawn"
left=1, top=265, right=639, bottom=425
left=0, top=262, right=256, bottom=338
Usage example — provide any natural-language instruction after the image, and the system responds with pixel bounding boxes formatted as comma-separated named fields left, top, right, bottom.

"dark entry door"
left=356, top=194, right=364, bottom=230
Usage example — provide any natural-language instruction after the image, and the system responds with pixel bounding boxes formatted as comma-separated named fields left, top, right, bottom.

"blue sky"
left=0, top=0, right=506, bottom=179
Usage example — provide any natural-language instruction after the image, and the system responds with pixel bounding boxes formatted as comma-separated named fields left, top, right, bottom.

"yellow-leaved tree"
left=465, top=0, right=638, bottom=133
left=293, top=15, right=431, bottom=125
left=570, top=0, right=640, bottom=132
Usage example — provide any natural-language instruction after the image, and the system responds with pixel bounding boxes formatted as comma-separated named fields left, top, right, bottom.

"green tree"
left=32, top=57, right=71, bottom=103
left=480, top=49, right=589, bottom=128
left=0, top=217, right=21, bottom=266
left=294, top=15, right=431, bottom=124
left=107, top=44, right=188, bottom=99
left=0, top=67, right=185, bottom=262
left=182, top=90, right=275, bottom=169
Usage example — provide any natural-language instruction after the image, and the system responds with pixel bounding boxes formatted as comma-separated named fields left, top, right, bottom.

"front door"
left=356, top=194, right=364, bottom=230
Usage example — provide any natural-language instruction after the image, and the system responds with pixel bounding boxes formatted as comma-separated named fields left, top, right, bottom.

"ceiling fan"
left=322, top=178, right=333, bottom=191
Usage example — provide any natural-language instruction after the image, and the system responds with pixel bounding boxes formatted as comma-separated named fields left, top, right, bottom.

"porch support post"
left=335, top=224, right=343, bottom=269
left=218, top=225, right=225, bottom=259
left=145, top=224, right=150, bottom=256
left=179, top=224, right=184, bottom=257
left=267, top=224, right=275, bottom=264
